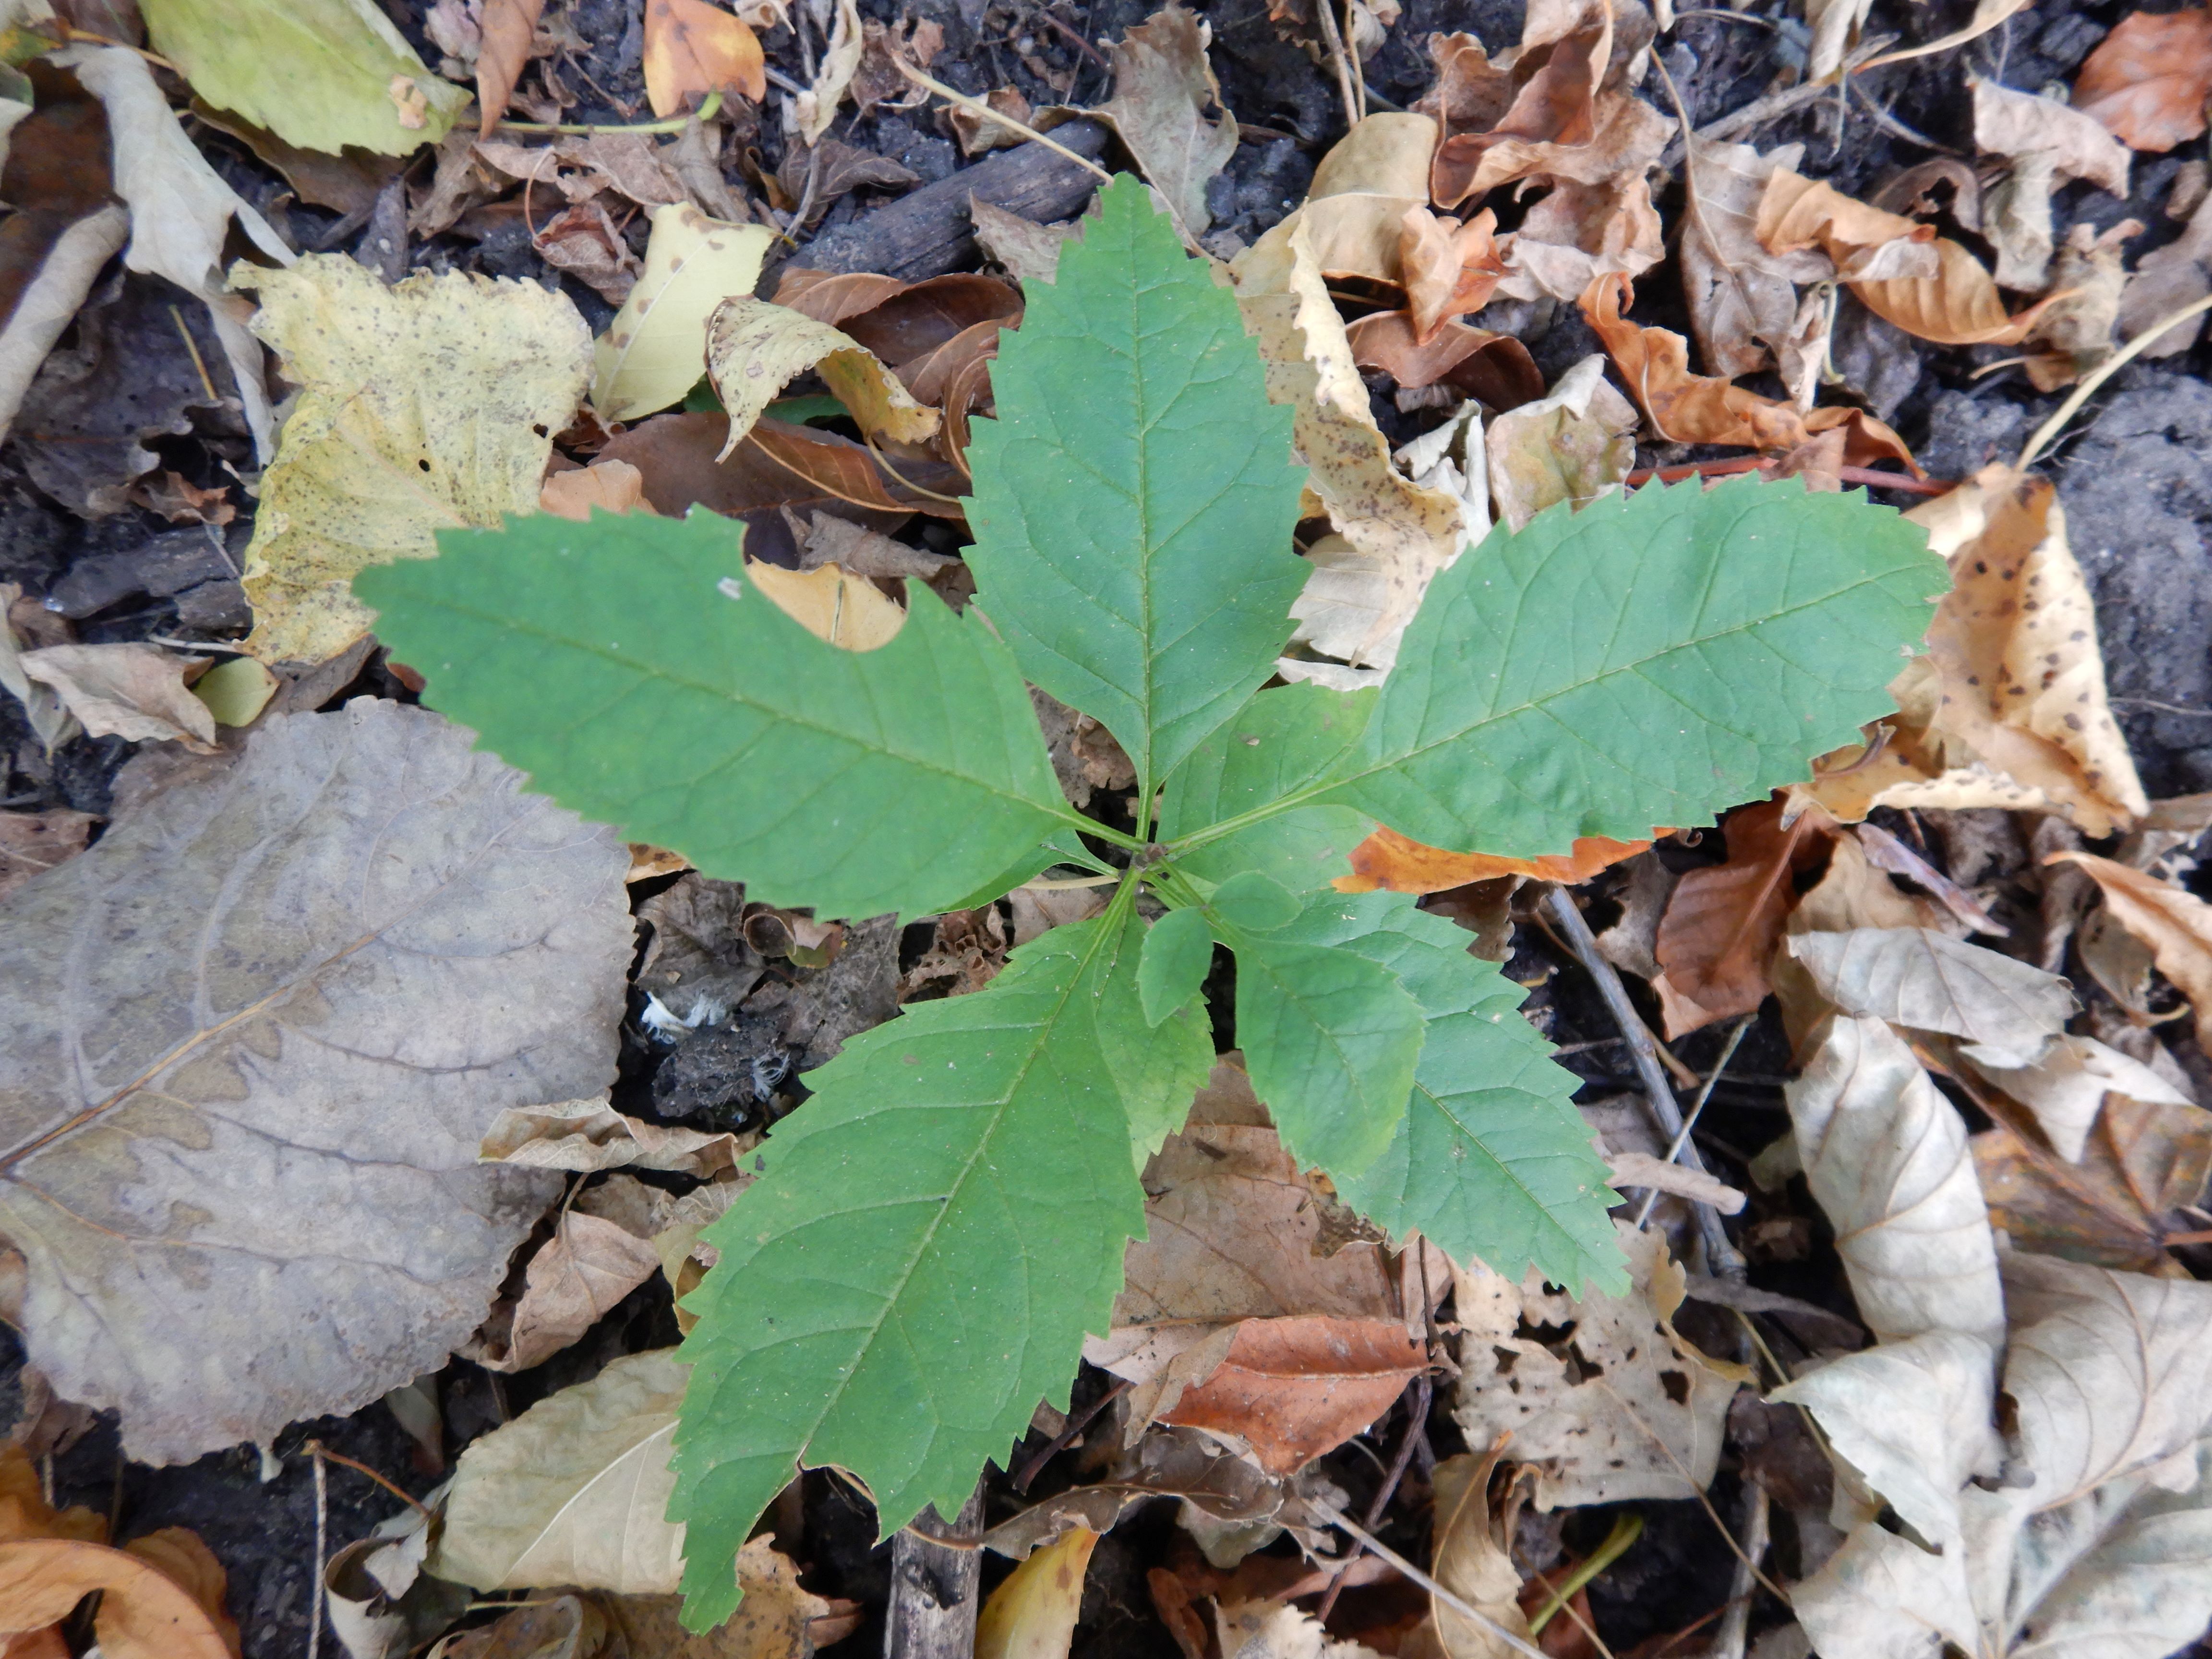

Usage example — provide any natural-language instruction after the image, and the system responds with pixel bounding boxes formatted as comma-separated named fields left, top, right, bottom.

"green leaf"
left=668, top=902, right=1210, bottom=1630
left=1323, top=477, right=1941, bottom=855
left=1232, top=906, right=1425, bottom=1176
left=1275, top=893, right=1624, bottom=1293
left=141, top=0, right=468, bottom=154
left=355, top=509, right=1071, bottom=921
left=963, top=175, right=1309, bottom=794
left=1138, top=908, right=1214, bottom=1028
left=1158, top=682, right=1374, bottom=895
left=1209, top=870, right=1298, bottom=932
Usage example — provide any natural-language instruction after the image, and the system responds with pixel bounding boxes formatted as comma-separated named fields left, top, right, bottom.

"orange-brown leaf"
left=2046, top=852, right=2212, bottom=1056
left=1158, top=1316, right=1425, bottom=1477
left=1430, top=27, right=1602, bottom=207
left=1851, top=236, right=2077, bottom=347
left=1754, top=170, right=1936, bottom=279
left=0, top=1538, right=232, bottom=1659
left=2073, top=8, right=2212, bottom=153
left=0, top=1447, right=104, bottom=1548
left=1344, top=311, right=1543, bottom=405
left=643, top=0, right=766, bottom=117
left=1653, top=799, right=1834, bottom=1037
left=474, top=0, right=549, bottom=138
left=1336, top=823, right=1656, bottom=893
left=1400, top=204, right=1509, bottom=340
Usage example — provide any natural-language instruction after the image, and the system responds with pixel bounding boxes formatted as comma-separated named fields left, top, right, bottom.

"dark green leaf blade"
left=1158, top=682, right=1374, bottom=896
left=356, top=508, right=1070, bottom=920
left=667, top=902, right=1211, bottom=1629
left=963, top=174, right=1309, bottom=793
left=1138, top=907, right=1213, bottom=1027
left=1233, top=917, right=1424, bottom=1175
left=1277, top=892, right=1624, bottom=1293
left=1326, top=477, right=1942, bottom=855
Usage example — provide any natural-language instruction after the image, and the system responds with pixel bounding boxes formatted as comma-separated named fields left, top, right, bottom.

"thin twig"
left=1663, top=36, right=1891, bottom=166
left=1315, top=1373, right=1431, bottom=1622
left=1707, top=1483, right=1771, bottom=1659
left=1593, top=1382, right=1792, bottom=1605
left=1539, top=888, right=1746, bottom=1280
left=306, top=1445, right=328, bottom=1659
left=167, top=306, right=218, bottom=405
left=1635, top=1015, right=1753, bottom=1229
left=892, top=60, right=1112, bottom=182
left=1312, top=0, right=1362, bottom=135
left=2016, top=291, right=2212, bottom=470
left=1303, top=1502, right=1552, bottom=1659
left=1013, top=1378, right=1132, bottom=1491
left=1343, top=0, right=1366, bottom=121
left=1033, top=6, right=1113, bottom=75
left=303, top=1441, right=435, bottom=1521
left=1854, top=0, right=2024, bottom=73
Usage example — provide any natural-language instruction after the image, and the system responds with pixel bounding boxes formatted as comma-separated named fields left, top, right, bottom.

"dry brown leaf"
left=2049, top=852, right=2212, bottom=1055
left=1429, top=25, right=1606, bottom=208
left=744, top=560, right=906, bottom=650
left=1342, top=313, right=1540, bottom=404
left=1453, top=1221, right=1751, bottom=1509
left=1785, top=926, right=2073, bottom=1068
left=0, top=1537, right=233, bottom=1659
left=0, top=809, right=96, bottom=903
left=951, top=86, right=1035, bottom=156
left=2118, top=187, right=2212, bottom=354
left=2022, top=217, right=2141, bottom=390
left=1239, top=112, right=1434, bottom=290
left=540, top=458, right=649, bottom=520
left=1851, top=235, right=2076, bottom=347
left=1755, top=168, right=1939, bottom=281
left=1492, top=170, right=1666, bottom=304
left=2073, top=7, right=2212, bottom=153
left=1788, top=1013, right=2007, bottom=1347
left=475, top=0, right=549, bottom=138
left=1679, top=139, right=1831, bottom=381
left=642, top=0, right=765, bottom=118
left=793, top=0, right=863, bottom=143
left=1400, top=205, right=1508, bottom=340
left=0, top=1445, right=105, bottom=1546
left=1653, top=797, right=1835, bottom=1038
left=1087, top=4, right=1238, bottom=238
left=1483, top=353, right=1637, bottom=530
left=473, top=1207, right=663, bottom=1373
left=1336, top=822, right=1653, bottom=893
left=1417, top=1446, right=1534, bottom=1659
left=1972, top=1090, right=2212, bottom=1274
left=1971, top=75, right=2132, bottom=197
left=1964, top=1034, right=2192, bottom=1163
left=972, top=199, right=1080, bottom=284
left=17, top=642, right=216, bottom=751
left=533, top=197, right=644, bottom=304
left=1579, top=274, right=1916, bottom=464
left=478, top=1098, right=748, bottom=1177
left=1156, top=1316, right=1425, bottom=1477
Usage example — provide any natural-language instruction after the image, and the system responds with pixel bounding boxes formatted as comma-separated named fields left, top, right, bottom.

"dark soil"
left=5, top=0, right=2212, bottom=1655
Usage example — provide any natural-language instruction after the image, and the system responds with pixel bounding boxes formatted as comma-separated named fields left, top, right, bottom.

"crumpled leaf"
left=1653, top=797, right=1833, bottom=1038
left=471, top=1204, right=664, bottom=1374
left=57, top=46, right=296, bottom=460
left=706, top=295, right=940, bottom=460
left=1963, top=1034, right=2193, bottom=1164
left=480, top=1100, right=746, bottom=1177
left=1971, top=75, right=2132, bottom=197
left=1401, top=205, right=1508, bottom=340
left=1755, top=168, right=1939, bottom=281
left=1335, top=821, right=1652, bottom=894
left=1679, top=140, right=1830, bottom=381
left=0, top=701, right=630, bottom=1463
left=1787, top=1013, right=2006, bottom=1348
left=1453, top=1222, right=1751, bottom=1509
left=974, top=1526, right=1097, bottom=1659
left=1804, top=467, right=2147, bottom=837
left=433, top=1348, right=688, bottom=1592
left=592, top=204, right=774, bottom=423
left=1087, top=4, right=1237, bottom=238
left=1972, top=1088, right=2212, bottom=1273
left=792, top=0, right=861, bottom=143
left=0, top=807, right=96, bottom=903
left=1215, top=1599, right=1389, bottom=1659
left=1786, top=927, right=2074, bottom=1069
left=1851, top=237, right=2073, bottom=348
left=643, top=0, right=766, bottom=117
left=2073, top=7, right=2212, bottom=153
left=1419, top=1447, right=1535, bottom=1659
left=2048, top=852, right=2212, bottom=1057
left=138, top=0, right=469, bottom=154
left=18, top=642, right=217, bottom=751
left=1483, top=353, right=1636, bottom=530
left=236, top=255, right=589, bottom=666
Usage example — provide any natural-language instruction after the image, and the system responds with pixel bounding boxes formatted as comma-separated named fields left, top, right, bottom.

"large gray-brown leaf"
left=1788, top=1015, right=2005, bottom=1350
left=1786, top=927, right=2073, bottom=1069
left=0, top=700, right=632, bottom=1463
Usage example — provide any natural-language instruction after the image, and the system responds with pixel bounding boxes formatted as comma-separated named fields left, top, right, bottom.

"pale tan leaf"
left=1787, top=1014, right=2005, bottom=1348
left=592, top=204, right=775, bottom=423
left=479, top=1098, right=745, bottom=1177
left=1971, top=75, right=2131, bottom=196
left=1484, top=354, right=1635, bottom=531
left=975, top=1526, right=1098, bottom=1659
left=1851, top=237, right=2074, bottom=347
left=1602, top=1152, right=1746, bottom=1213
left=0, top=206, right=128, bottom=444
left=792, top=0, right=862, bottom=143
left=1213, top=1600, right=1388, bottom=1659
left=1424, top=1449, right=1532, bottom=1659
left=539, top=460, right=649, bottom=521
left=0, top=702, right=630, bottom=1462
left=1755, top=168, right=1937, bottom=283
left=706, top=296, right=939, bottom=460
left=598, top=1538, right=837, bottom=1658
left=236, top=256, right=589, bottom=666
left=1961, top=1035, right=2191, bottom=1163
left=1453, top=1222, right=1750, bottom=1509
left=1785, top=927, right=2073, bottom=1068
left=0, top=1537, right=232, bottom=1659
left=742, top=560, right=906, bottom=650
left=0, top=808, right=96, bottom=903
left=1680, top=140, right=1828, bottom=380
left=431, top=1348, right=689, bottom=1592
left=17, top=644, right=216, bottom=752
left=971, top=199, right=1080, bottom=285
left=1091, top=5, right=1238, bottom=238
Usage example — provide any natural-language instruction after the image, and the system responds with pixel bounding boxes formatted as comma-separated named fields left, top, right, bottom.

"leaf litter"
left=7, top=1, right=2212, bottom=1657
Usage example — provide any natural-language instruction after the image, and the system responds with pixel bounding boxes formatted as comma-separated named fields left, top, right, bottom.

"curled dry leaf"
left=540, top=459, right=649, bottom=521
left=1483, top=353, right=1636, bottom=531
left=1335, top=822, right=1653, bottom=894
left=480, top=1098, right=747, bottom=1177
left=0, top=702, right=631, bottom=1463
left=642, top=0, right=766, bottom=118
left=1786, top=926, right=2074, bottom=1068
left=474, top=0, right=550, bottom=137
left=1680, top=139, right=1831, bottom=382
left=1400, top=205, right=1509, bottom=340
left=1970, top=75, right=2132, bottom=198
left=975, top=1526, right=1098, bottom=1659
left=2073, top=6, right=2212, bottom=153
left=1852, top=235, right=2075, bottom=347
left=1787, top=1013, right=2006, bottom=1348
left=1085, top=4, right=1238, bottom=239
left=1452, top=1222, right=1751, bottom=1509
left=236, top=256, right=589, bottom=666
left=2048, top=852, right=2212, bottom=1056
left=793, top=0, right=863, bottom=144
left=1343, top=313, right=1541, bottom=405
left=1154, top=1316, right=1426, bottom=1478
left=0, top=1536, right=234, bottom=1659
left=17, top=642, right=216, bottom=751
left=592, top=204, right=775, bottom=423
left=707, top=296, right=941, bottom=460
left=1417, top=1447, right=1534, bottom=1659
left=1963, top=1034, right=2192, bottom=1163
left=1971, top=1088, right=2212, bottom=1272
left=1755, top=168, right=1938, bottom=281
left=1653, top=797, right=1834, bottom=1038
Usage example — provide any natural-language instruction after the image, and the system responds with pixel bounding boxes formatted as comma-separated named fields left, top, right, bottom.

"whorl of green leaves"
left=357, top=172, right=1941, bottom=1631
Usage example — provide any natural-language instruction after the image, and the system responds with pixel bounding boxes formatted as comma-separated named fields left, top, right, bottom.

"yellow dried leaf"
left=975, top=1526, right=1098, bottom=1659
left=592, top=203, right=775, bottom=423
left=744, top=560, right=906, bottom=650
left=235, top=256, right=589, bottom=665
left=706, top=295, right=940, bottom=460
